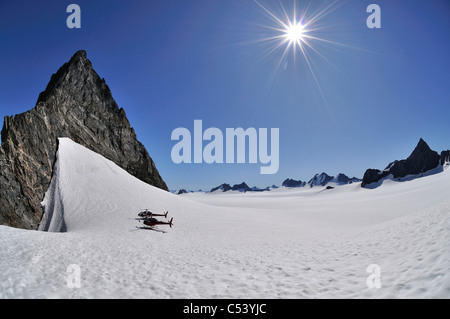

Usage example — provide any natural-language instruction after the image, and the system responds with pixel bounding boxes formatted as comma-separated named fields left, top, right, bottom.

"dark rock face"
left=361, top=139, right=441, bottom=187
left=308, top=172, right=334, bottom=187
left=282, top=178, right=306, bottom=188
left=231, top=182, right=251, bottom=192
left=441, top=150, right=450, bottom=166
left=361, top=169, right=383, bottom=187
left=210, top=182, right=252, bottom=192
left=335, top=173, right=360, bottom=184
left=0, top=50, right=168, bottom=230
left=210, top=183, right=232, bottom=193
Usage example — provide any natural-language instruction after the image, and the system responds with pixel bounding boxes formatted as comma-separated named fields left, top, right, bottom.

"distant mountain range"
left=282, top=173, right=361, bottom=189
left=174, top=173, right=359, bottom=194
left=173, top=182, right=279, bottom=194
left=175, top=138, right=450, bottom=194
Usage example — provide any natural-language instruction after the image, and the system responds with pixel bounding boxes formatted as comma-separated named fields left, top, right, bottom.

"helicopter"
left=135, top=210, right=173, bottom=230
left=143, top=217, right=174, bottom=229
left=138, top=209, right=169, bottom=219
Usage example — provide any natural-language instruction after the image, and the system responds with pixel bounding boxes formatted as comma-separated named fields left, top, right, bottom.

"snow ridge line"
left=39, top=140, right=67, bottom=232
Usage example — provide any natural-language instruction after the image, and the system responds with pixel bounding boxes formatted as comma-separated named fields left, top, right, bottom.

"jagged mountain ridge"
left=0, top=50, right=167, bottom=229
left=362, top=138, right=449, bottom=187
left=210, top=182, right=251, bottom=193
left=206, top=173, right=360, bottom=194
left=210, top=183, right=232, bottom=193
left=208, top=182, right=273, bottom=193
left=282, top=173, right=361, bottom=189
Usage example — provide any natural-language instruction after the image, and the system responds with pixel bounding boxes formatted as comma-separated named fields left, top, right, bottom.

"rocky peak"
left=282, top=178, right=305, bottom=188
left=335, top=173, right=360, bottom=184
left=308, top=172, right=333, bottom=187
left=408, top=138, right=437, bottom=162
left=210, top=182, right=253, bottom=193
left=362, top=138, right=441, bottom=188
left=36, top=50, right=120, bottom=115
left=39, top=51, right=88, bottom=100
left=0, top=50, right=168, bottom=229
left=231, top=182, right=251, bottom=192
left=210, top=183, right=232, bottom=193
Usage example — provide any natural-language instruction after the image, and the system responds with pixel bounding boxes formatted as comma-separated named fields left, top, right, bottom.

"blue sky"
left=1, top=0, right=449, bottom=191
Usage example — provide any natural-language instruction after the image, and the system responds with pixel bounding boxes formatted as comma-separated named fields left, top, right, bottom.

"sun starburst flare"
left=252, top=0, right=344, bottom=69
left=285, top=22, right=306, bottom=44
left=249, top=0, right=354, bottom=128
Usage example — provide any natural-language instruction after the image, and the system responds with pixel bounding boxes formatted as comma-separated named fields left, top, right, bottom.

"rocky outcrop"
left=282, top=178, right=306, bottom=188
left=441, top=150, right=450, bottom=166
left=308, top=173, right=334, bottom=187
left=335, top=173, right=361, bottom=185
left=231, top=182, right=252, bottom=192
left=0, top=50, right=168, bottom=230
left=362, top=138, right=441, bottom=187
left=210, top=183, right=232, bottom=193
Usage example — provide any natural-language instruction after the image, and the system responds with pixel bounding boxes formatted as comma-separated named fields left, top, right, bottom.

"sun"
left=285, top=22, right=306, bottom=45
left=252, top=0, right=343, bottom=68
left=250, top=0, right=348, bottom=126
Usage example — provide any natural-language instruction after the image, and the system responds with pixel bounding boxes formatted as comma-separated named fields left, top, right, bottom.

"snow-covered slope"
left=38, top=138, right=180, bottom=233
left=1, top=138, right=449, bottom=298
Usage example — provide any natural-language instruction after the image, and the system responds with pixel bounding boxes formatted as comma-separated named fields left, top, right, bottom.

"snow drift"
left=1, top=138, right=449, bottom=298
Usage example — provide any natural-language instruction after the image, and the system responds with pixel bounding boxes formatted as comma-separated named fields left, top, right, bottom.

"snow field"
left=0, top=138, right=449, bottom=298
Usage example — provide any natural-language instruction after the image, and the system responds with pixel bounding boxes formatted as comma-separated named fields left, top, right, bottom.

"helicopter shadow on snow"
left=132, top=226, right=168, bottom=234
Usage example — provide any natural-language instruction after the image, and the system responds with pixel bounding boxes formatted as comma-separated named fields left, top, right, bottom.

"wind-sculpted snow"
left=1, top=138, right=449, bottom=298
